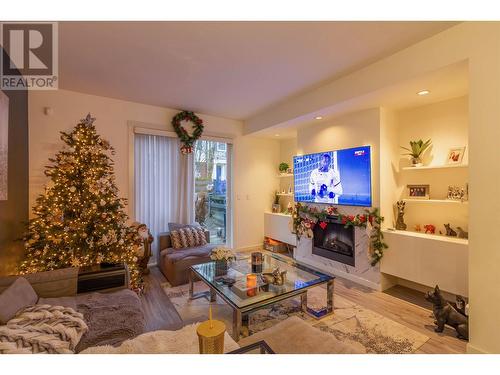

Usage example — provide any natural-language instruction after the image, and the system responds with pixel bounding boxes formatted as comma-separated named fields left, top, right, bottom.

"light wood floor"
left=141, top=266, right=466, bottom=354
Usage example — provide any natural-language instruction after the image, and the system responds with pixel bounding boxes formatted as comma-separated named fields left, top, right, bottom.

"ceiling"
left=254, top=60, right=469, bottom=139
left=58, top=21, right=457, bottom=120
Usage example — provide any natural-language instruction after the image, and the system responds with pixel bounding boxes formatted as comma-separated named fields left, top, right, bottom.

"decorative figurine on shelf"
left=286, top=201, right=293, bottom=215
left=395, top=201, right=407, bottom=230
left=447, top=185, right=468, bottom=202
left=425, top=285, right=468, bottom=340
left=444, top=223, right=457, bottom=237
left=424, top=224, right=436, bottom=234
left=414, top=224, right=422, bottom=232
left=456, top=227, right=468, bottom=239
left=260, top=267, right=287, bottom=286
left=272, top=191, right=280, bottom=213
left=401, top=139, right=432, bottom=167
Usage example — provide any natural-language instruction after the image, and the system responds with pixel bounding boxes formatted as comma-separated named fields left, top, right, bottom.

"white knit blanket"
left=0, top=305, right=88, bottom=354
left=81, top=323, right=239, bottom=354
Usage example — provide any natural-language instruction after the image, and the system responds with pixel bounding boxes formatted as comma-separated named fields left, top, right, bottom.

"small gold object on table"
left=196, top=305, right=226, bottom=354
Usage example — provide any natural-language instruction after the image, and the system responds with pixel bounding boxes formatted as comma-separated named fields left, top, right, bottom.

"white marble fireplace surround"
left=294, top=204, right=381, bottom=290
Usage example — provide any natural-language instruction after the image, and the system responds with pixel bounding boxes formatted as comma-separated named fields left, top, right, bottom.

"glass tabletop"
left=191, top=253, right=334, bottom=310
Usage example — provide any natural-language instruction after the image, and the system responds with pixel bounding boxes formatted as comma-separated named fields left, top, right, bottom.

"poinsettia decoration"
left=292, top=202, right=388, bottom=266
left=171, top=110, right=204, bottom=154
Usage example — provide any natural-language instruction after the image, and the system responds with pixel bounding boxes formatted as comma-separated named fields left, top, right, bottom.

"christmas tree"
left=19, top=114, right=143, bottom=290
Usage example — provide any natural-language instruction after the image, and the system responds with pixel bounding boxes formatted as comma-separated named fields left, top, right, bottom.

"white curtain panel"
left=134, top=133, right=195, bottom=260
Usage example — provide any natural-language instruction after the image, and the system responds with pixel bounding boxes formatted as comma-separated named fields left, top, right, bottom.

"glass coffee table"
left=189, top=253, right=335, bottom=341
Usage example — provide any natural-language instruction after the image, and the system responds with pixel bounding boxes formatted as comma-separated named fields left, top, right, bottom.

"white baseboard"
left=235, top=244, right=262, bottom=253
left=467, top=343, right=488, bottom=354
left=295, top=255, right=381, bottom=290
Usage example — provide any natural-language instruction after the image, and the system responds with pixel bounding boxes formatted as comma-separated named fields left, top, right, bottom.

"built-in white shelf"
left=277, top=193, right=293, bottom=197
left=401, top=164, right=468, bottom=171
left=382, top=228, right=468, bottom=245
left=265, top=211, right=292, bottom=217
left=277, top=173, right=294, bottom=178
left=403, top=198, right=468, bottom=205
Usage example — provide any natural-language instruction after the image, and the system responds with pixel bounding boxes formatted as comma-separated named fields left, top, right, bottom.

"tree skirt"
left=163, top=281, right=430, bottom=354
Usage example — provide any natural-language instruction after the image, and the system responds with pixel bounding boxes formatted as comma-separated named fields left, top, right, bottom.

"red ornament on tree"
left=319, top=221, right=327, bottom=230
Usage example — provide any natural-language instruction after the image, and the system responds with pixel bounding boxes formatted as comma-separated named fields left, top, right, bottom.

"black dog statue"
left=425, top=285, right=468, bottom=340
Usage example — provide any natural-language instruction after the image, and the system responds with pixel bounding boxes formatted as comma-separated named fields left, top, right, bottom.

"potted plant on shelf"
left=401, top=139, right=432, bottom=167
left=278, top=162, right=289, bottom=175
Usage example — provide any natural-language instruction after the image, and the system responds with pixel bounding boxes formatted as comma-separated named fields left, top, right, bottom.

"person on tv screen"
left=308, top=153, right=343, bottom=203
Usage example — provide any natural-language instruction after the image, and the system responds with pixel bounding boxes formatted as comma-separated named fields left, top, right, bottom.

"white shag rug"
left=80, top=323, right=239, bottom=354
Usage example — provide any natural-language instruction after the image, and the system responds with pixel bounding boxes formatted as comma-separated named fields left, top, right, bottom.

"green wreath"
left=171, top=110, right=204, bottom=154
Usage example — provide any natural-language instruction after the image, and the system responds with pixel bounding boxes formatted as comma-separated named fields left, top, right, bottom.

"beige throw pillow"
left=170, top=228, right=207, bottom=249
left=0, top=277, right=38, bottom=324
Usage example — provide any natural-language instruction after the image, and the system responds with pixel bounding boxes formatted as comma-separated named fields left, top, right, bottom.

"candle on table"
left=246, top=274, right=257, bottom=297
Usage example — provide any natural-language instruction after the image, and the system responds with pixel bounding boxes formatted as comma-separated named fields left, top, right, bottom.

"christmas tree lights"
left=19, top=114, right=144, bottom=290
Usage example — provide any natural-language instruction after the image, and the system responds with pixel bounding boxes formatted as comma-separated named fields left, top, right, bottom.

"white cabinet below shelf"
left=264, top=212, right=296, bottom=246
left=380, top=229, right=468, bottom=296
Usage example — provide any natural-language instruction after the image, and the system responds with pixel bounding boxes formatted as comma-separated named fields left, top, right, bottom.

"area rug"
left=163, top=281, right=429, bottom=354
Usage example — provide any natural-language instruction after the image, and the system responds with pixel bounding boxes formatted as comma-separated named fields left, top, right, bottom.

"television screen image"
left=293, top=146, right=372, bottom=207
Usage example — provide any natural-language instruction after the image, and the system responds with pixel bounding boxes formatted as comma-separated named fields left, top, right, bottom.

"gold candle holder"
left=196, top=305, right=226, bottom=354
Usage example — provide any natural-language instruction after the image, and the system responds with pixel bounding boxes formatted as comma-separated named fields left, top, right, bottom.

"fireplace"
left=312, top=216, right=355, bottom=266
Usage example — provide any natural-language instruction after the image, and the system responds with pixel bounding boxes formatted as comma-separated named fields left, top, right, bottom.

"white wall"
left=232, top=135, right=280, bottom=249
left=279, top=138, right=297, bottom=167
left=397, top=96, right=469, bottom=168
left=379, top=107, right=399, bottom=228
left=28, top=89, right=279, bottom=250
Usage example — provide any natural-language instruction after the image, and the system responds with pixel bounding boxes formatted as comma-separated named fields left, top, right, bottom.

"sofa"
left=0, top=268, right=145, bottom=353
left=157, top=228, right=217, bottom=286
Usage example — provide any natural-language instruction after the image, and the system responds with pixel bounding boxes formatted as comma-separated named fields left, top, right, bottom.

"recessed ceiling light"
left=417, top=90, right=430, bottom=96
left=314, top=116, right=323, bottom=120
left=274, top=134, right=280, bottom=137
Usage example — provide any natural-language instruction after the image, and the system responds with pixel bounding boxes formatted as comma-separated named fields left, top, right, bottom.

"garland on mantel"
left=292, top=202, right=388, bottom=266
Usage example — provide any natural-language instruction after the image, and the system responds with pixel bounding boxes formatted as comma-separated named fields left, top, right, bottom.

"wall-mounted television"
left=293, top=146, right=372, bottom=207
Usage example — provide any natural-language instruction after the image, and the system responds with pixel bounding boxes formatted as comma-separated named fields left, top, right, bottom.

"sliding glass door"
left=134, top=132, right=231, bottom=260
left=194, top=140, right=230, bottom=245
